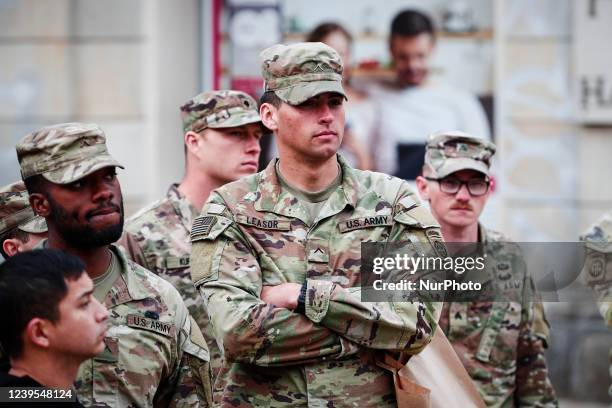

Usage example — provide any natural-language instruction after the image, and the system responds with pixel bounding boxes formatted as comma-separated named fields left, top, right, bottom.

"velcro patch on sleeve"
left=206, top=203, right=226, bottom=215
left=338, top=214, right=393, bottom=233
left=127, top=314, right=176, bottom=338
left=190, top=240, right=223, bottom=286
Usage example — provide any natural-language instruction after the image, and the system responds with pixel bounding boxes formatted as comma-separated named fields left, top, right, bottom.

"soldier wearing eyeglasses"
left=416, top=131, right=558, bottom=407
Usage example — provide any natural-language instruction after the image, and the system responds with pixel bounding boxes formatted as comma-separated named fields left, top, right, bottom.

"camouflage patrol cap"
left=0, top=181, right=47, bottom=236
left=425, top=131, right=496, bottom=178
left=180, top=90, right=261, bottom=133
left=260, top=42, right=346, bottom=105
left=16, top=122, right=124, bottom=184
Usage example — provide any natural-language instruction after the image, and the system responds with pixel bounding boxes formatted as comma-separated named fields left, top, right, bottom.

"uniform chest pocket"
left=235, top=213, right=300, bottom=278
left=112, top=314, right=178, bottom=394
left=90, top=336, right=119, bottom=406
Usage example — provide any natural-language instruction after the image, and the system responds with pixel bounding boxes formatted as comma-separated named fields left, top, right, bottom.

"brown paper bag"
left=377, top=352, right=430, bottom=408
left=378, top=327, right=486, bottom=408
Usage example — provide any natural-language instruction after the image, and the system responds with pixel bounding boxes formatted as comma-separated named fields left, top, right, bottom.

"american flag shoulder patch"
left=191, top=215, right=217, bottom=239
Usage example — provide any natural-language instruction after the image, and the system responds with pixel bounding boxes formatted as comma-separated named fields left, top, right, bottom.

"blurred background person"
left=306, top=22, right=378, bottom=171
left=0, top=249, right=108, bottom=407
left=368, top=9, right=491, bottom=180
left=0, top=181, right=47, bottom=259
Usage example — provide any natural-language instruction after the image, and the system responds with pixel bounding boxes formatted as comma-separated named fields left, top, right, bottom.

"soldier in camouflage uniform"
left=415, top=131, right=558, bottom=407
left=16, top=122, right=212, bottom=407
left=121, top=90, right=262, bottom=378
left=0, top=181, right=47, bottom=259
left=580, top=213, right=612, bottom=397
left=189, top=42, right=442, bottom=407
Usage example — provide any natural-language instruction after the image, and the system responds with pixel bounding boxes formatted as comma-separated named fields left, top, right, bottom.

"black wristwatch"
left=296, top=283, right=307, bottom=314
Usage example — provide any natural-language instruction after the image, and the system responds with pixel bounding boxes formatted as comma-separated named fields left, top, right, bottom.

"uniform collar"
left=478, top=223, right=489, bottom=243
left=166, top=183, right=199, bottom=233
left=35, top=239, right=149, bottom=307
left=253, top=154, right=361, bottom=225
left=104, top=244, right=150, bottom=308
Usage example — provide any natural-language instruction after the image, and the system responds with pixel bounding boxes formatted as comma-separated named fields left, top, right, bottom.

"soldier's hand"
left=260, top=283, right=301, bottom=310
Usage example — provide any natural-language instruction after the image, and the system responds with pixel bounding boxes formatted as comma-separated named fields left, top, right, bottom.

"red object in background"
left=213, top=0, right=222, bottom=89
left=231, top=77, right=264, bottom=100
left=358, top=59, right=380, bottom=70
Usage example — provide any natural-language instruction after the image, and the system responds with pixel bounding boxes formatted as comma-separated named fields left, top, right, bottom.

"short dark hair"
left=0, top=249, right=85, bottom=358
left=307, top=22, right=352, bottom=44
left=0, top=228, right=30, bottom=259
left=260, top=91, right=282, bottom=108
left=390, top=9, right=435, bottom=39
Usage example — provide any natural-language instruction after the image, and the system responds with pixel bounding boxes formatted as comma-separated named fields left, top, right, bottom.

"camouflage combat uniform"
left=122, top=90, right=262, bottom=379
left=16, top=122, right=212, bottom=407
left=73, top=243, right=212, bottom=407
left=190, top=155, right=442, bottom=407
left=580, top=213, right=612, bottom=398
left=424, top=132, right=557, bottom=407
left=189, top=42, right=443, bottom=407
left=438, top=226, right=557, bottom=408
left=123, top=184, right=205, bottom=329
left=122, top=184, right=222, bottom=382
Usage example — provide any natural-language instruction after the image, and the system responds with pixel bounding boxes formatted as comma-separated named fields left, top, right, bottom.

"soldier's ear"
left=2, top=239, right=19, bottom=257
left=415, top=176, right=430, bottom=201
left=26, top=317, right=52, bottom=350
left=184, top=131, right=202, bottom=154
left=260, top=103, right=278, bottom=131
left=29, top=192, right=50, bottom=218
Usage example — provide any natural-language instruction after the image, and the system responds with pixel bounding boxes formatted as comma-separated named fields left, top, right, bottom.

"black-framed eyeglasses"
left=425, top=176, right=490, bottom=196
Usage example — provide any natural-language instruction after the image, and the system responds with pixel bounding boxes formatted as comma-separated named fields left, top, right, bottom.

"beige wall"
left=495, top=0, right=612, bottom=241
left=0, top=0, right=200, bottom=216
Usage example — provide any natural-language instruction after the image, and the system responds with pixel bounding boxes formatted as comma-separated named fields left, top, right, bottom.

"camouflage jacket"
left=190, top=156, right=442, bottom=407
left=74, top=244, right=212, bottom=407
left=580, top=212, right=612, bottom=328
left=438, top=226, right=557, bottom=408
left=122, top=184, right=221, bottom=376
